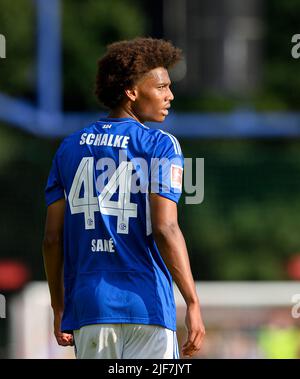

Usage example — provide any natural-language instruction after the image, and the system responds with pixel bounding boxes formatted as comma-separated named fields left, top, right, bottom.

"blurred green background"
left=0, top=0, right=300, bottom=285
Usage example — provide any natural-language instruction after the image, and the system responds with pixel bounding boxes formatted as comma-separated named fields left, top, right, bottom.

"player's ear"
left=124, top=87, right=138, bottom=102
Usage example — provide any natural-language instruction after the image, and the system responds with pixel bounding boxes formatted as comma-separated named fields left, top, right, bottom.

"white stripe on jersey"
left=159, top=130, right=181, bottom=155
left=145, top=193, right=152, bottom=236
left=171, top=135, right=182, bottom=155
left=168, top=131, right=181, bottom=155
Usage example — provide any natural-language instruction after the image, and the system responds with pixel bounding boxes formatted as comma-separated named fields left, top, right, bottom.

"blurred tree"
left=62, top=0, right=146, bottom=111
left=0, top=0, right=35, bottom=98
left=261, top=0, right=300, bottom=110
left=0, top=0, right=299, bottom=111
left=179, top=138, right=300, bottom=280
left=169, top=0, right=300, bottom=112
left=0, top=0, right=146, bottom=110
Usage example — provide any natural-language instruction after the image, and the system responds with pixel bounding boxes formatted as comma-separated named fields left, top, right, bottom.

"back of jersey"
left=45, top=117, right=184, bottom=332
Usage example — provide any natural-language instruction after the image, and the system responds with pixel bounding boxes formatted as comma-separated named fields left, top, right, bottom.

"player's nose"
left=167, top=87, right=174, bottom=101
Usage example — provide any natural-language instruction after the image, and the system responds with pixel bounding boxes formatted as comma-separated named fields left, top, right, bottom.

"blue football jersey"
left=45, top=117, right=184, bottom=332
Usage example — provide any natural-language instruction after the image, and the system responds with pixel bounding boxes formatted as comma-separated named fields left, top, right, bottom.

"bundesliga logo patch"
left=171, top=164, right=183, bottom=190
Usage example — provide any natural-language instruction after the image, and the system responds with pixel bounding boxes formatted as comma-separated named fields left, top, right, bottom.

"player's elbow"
left=42, top=231, right=63, bottom=250
left=152, top=221, right=179, bottom=241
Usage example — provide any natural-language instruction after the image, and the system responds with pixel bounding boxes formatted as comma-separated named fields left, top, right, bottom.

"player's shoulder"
left=145, top=127, right=177, bottom=143
left=132, top=125, right=181, bottom=155
left=151, top=129, right=182, bottom=156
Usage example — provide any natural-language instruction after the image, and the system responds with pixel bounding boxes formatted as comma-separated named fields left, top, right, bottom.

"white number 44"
left=68, top=157, right=137, bottom=234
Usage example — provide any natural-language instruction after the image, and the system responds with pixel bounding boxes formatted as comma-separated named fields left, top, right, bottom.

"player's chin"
left=152, top=113, right=167, bottom=123
left=145, top=111, right=168, bottom=123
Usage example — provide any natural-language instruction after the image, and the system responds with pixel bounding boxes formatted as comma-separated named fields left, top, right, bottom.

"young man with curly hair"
left=43, top=37, right=205, bottom=359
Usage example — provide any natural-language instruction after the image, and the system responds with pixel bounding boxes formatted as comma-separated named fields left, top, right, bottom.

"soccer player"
left=43, top=37, right=205, bottom=359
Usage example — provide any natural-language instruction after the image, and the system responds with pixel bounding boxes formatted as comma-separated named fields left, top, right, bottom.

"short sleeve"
left=150, top=131, right=184, bottom=204
left=45, top=150, right=65, bottom=207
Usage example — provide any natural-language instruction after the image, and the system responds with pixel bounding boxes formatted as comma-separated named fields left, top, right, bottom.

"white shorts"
left=73, top=323, right=179, bottom=359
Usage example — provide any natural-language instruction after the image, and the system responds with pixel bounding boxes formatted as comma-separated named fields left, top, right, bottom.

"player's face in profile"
left=132, top=67, right=174, bottom=123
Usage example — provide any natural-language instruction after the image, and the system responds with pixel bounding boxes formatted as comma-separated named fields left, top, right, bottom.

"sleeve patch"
left=171, top=164, right=183, bottom=190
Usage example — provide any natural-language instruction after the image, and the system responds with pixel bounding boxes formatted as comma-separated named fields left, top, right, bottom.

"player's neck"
left=108, top=106, right=143, bottom=124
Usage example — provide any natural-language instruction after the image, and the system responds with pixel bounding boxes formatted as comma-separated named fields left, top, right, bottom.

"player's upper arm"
left=149, top=193, right=178, bottom=234
left=43, top=198, right=66, bottom=245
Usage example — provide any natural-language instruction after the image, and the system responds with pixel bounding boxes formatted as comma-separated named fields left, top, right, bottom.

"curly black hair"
left=95, top=37, right=182, bottom=109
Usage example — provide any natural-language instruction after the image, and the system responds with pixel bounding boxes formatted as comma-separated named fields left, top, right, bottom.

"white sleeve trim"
left=158, top=130, right=181, bottom=155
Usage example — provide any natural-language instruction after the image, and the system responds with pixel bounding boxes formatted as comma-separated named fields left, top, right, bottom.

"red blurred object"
left=0, top=260, right=30, bottom=291
left=286, top=255, right=300, bottom=280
